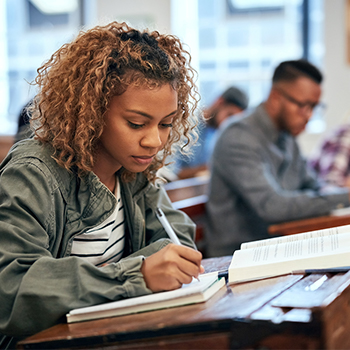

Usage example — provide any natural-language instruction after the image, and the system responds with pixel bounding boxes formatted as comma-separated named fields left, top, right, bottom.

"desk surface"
left=18, top=256, right=350, bottom=350
left=268, top=213, right=350, bottom=236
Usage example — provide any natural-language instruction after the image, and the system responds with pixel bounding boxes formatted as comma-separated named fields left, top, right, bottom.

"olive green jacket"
left=0, top=139, right=196, bottom=337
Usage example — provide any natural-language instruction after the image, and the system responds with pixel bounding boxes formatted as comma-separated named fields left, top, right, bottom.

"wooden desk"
left=18, top=256, right=350, bottom=350
left=268, top=214, right=350, bottom=236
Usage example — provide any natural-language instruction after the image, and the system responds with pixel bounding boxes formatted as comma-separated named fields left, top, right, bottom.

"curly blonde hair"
left=30, top=21, right=200, bottom=182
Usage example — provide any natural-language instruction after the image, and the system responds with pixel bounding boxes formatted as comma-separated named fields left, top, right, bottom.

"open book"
left=229, top=224, right=350, bottom=284
left=67, top=274, right=225, bottom=323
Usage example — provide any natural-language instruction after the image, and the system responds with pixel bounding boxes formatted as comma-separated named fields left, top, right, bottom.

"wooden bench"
left=268, top=213, right=350, bottom=236
left=163, top=176, right=209, bottom=255
left=0, top=135, right=14, bottom=163
left=163, top=175, right=209, bottom=202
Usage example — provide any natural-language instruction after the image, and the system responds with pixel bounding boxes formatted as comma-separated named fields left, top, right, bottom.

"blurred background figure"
left=309, top=123, right=350, bottom=187
left=14, top=99, right=33, bottom=143
left=174, top=86, right=249, bottom=180
left=204, top=59, right=350, bottom=257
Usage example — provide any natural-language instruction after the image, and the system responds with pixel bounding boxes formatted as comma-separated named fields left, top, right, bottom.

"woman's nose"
left=140, top=127, right=162, bottom=148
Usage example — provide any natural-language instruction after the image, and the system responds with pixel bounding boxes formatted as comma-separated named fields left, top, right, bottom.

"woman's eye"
left=128, top=121, right=144, bottom=129
left=161, top=123, right=173, bottom=128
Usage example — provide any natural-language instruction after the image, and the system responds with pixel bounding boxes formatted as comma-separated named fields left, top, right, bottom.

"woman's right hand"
left=140, top=244, right=204, bottom=292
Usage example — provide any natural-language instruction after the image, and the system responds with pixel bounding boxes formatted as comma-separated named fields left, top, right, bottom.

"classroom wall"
left=324, top=0, right=350, bottom=128
left=298, top=0, right=350, bottom=155
left=94, top=0, right=171, bottom=33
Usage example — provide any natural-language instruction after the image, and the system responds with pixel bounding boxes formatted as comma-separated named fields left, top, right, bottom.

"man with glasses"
left=205, top=59, right=350, bottom=257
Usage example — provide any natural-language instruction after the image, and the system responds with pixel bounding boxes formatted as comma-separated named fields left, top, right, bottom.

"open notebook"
left=67, top=274, right=225, bottom=323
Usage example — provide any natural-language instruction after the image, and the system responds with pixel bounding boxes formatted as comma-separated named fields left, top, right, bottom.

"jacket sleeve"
left=212, top=125, right=350, bottom=223
left=0, top=160, right=152, bottom=337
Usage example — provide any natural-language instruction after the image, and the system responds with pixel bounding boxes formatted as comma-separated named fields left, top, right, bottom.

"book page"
left=229, top=231, right=350, bottom=283
left=240, top=224, right=350, bottom=250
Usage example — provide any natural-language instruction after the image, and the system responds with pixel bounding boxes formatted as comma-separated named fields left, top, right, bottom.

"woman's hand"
left=140, top=244, right=204, bottom=292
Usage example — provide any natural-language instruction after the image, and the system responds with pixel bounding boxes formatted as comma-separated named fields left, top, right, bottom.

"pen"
left=156, top=207, right=200, bottom=281
left=292, top=267, right=350, bottom=274
left=155, top=207, right=181, bottom=245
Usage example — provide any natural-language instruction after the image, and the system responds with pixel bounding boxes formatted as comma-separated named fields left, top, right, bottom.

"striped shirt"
left=70, top=178, right=125, bottom=266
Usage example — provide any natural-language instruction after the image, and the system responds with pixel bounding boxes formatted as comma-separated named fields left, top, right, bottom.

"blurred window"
left=173, top=0, right=324, bottom=132
left=0, top=0, right=88, bottom=134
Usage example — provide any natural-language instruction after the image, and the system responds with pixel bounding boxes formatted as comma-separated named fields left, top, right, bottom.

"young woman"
left=0, top=21, right=203, bottom=342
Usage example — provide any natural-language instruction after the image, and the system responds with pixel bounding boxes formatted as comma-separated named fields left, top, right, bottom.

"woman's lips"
left=132, top=155, right=155, bottom=165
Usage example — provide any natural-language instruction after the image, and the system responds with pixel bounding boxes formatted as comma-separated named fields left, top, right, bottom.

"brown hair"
left=30, top=21, right=200, bottom=182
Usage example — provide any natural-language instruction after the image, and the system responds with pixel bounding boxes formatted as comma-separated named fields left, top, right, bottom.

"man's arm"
left=212, top=125, right=350, bottom=223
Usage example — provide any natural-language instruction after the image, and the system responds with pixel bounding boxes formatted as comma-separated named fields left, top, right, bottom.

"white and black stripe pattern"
left=70, top=178, right=125, bottom=266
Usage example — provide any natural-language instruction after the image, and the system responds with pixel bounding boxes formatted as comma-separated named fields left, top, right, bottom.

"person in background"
left=0, top=21, right=204, bottom=344
left=309, top=124, right=350, bottom=187
left=174, top=86, right=248, bottom=179
left=14, top=99, right=33, bottom=143
left=205, top=59, right=350, bottom=257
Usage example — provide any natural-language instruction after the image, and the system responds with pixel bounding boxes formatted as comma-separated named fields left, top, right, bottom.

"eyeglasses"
left=277, top=89, right=326, bottom=113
